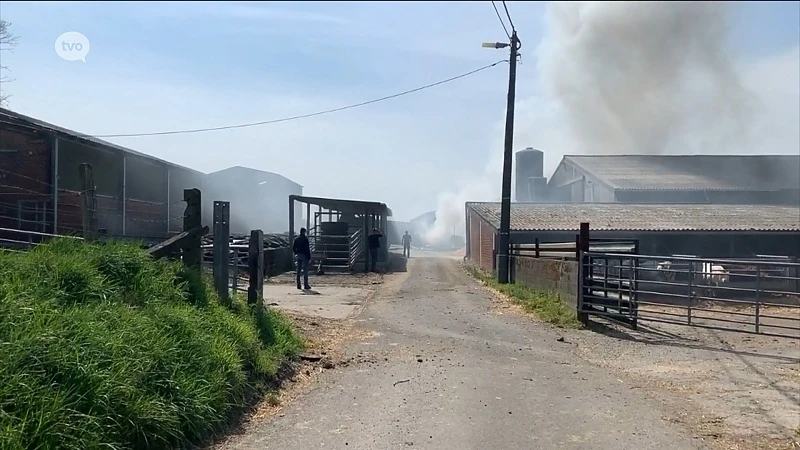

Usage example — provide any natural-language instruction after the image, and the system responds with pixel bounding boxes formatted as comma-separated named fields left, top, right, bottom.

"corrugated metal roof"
left=290, top=195, right=392, bottom=217
left=0, top=107, right=203, bottom=174
left=468, top=202, right=800, bottom=232
left=564, top=155, right=800, bottom=191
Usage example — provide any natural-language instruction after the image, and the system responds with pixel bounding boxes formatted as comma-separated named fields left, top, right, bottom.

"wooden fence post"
left=182, top=188, right=202, bottom=268
left=79, top=163, right=98, bottom=241
left=248, top=229, right=264, bottom=307
left=213, top=201, right=230, bottom=304
left=577, top=222, right=590, bottom=325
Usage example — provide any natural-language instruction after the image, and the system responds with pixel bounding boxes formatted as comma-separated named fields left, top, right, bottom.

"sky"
left=0, top=1, right=798, bottom=222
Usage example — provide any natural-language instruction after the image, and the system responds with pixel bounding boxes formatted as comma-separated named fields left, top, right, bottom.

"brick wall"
left=54, top=193, right=171, bottom=238
left=467, top=208, right=497, bottom=273
left=511, top=256, right=579, bottom=309
left=125, top=199, right=169, bottom=238
left=0, top=127, right=52, bottom=231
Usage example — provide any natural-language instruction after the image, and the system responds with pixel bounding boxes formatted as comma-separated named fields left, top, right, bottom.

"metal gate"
left=579, top=252, right=800, bottom=339
left=580, top=249, right=639, bottom=329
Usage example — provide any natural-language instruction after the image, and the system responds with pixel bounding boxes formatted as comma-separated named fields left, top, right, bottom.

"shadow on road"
left=586, top=319, right=800, bottom=364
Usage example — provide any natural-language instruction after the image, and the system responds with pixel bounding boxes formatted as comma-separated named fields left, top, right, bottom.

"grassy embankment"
left=464, top=264, right=580, bottom=328
left=0, top=239, right=303, bottom=449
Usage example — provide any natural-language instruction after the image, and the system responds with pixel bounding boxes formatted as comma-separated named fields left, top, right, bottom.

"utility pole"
left=487, top=30, right=520, bottom=284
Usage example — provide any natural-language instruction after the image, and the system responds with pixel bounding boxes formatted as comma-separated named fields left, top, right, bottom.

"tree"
left=0, top=20, right=19, bottom=107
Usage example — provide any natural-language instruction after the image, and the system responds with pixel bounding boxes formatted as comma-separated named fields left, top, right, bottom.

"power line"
left=94, top=60, right=508, bottom=138
left=491, top=1, right=511, bottom=38
left=502, top=1, right=516, bottom=32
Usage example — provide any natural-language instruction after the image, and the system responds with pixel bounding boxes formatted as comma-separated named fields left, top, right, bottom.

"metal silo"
left=515, top=148, right=544, bottom=202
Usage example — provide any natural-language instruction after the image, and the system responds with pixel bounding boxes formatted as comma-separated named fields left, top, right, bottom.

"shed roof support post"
left=166, top=169, right=171, bottom=233
left=288, top=196, right=295, bottom=242
left=52, top=136, right=59, bottom=233
left=122, top=156, right=127, bottom=236
left=363, top=207, right=369, bottom=272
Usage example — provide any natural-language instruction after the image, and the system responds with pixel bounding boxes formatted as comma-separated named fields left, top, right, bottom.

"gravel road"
left=227, top=256, right=705, bottom=449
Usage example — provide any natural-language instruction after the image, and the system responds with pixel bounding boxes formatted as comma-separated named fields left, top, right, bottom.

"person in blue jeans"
left=293, top=227, right=311, bottom=290
left=368, top=228, right=383, bottom=272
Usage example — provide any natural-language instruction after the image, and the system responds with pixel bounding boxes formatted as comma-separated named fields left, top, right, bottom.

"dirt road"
left=227, top=256, right=705, bottom=449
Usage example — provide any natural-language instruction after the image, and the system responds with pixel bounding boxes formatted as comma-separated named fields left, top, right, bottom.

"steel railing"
left=349, top=227, right=364, bottom=270
left=581, top=252, right=800, bottom=339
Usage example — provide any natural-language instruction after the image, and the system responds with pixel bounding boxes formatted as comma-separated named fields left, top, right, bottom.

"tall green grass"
left=0, top=239, right=303, bottom=449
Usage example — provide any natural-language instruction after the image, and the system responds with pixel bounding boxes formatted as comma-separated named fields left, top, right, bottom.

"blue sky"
left=0, top=1, right=798, bottom=222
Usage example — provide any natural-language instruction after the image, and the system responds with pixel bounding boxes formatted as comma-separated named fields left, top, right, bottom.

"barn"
left=0, top=107, right=204, bottom=240
left=204, top=166, right=302, bottom=234
left=465, top=202, right=800, bottom=272
left=544, top=154, right=800, bottom=205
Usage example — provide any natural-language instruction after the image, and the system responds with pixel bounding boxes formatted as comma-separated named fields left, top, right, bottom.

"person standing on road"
left=368, top=227, right=383, bottom=272
left=401, top=230, right=412, bottom=258
left=293, top=227, right=312, bottom=290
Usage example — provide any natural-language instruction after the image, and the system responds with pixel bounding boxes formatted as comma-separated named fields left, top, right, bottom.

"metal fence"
left=202, top=242, right=250, bottom=296
left=581, top=252, right=800, bottom=339
left=512, top=238, right=638, bottom=260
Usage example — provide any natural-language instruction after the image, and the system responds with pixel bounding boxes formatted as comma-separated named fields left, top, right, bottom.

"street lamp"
left=484, top=31, right=520, bottom=284
left=482, top=42, right=510, bottom=49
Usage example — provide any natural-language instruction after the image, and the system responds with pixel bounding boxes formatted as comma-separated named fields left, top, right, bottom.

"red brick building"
left=0, top=107, right=205, bottom=240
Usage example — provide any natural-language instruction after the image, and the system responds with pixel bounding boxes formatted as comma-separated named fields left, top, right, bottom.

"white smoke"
left=425, top=1, right=798, bottom=246
left=425, top=151, right=502, bottom=244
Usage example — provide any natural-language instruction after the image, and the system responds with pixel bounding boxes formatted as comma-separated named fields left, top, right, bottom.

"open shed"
left=289, top=195, right=392, bottom=272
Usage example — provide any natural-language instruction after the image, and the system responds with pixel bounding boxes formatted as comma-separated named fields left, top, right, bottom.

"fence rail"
left=503, top=222, right=799, bottom=340
left=580, top=251, right=800, bottom=339
left=512, top=238, right=637, bottom=260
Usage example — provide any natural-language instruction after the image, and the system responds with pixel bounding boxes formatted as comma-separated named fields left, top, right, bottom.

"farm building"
left=289, top=195, right=392, bottom=273
left=204, top=166, right=302, bottom=234
left=541, top=154, right=800, bottom=205
left=465, top=202, right=800, bottom=272
left=410, top=210, right=436, bottom=229
left=513, top=149, right=800, bottom=206
left=0, top=107, right=204, bottom=240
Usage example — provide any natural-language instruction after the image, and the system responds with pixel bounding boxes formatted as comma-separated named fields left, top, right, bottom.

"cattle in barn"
left=655, top=261, right=676, bottom=282
left=701, top=263, right=729, bottom=298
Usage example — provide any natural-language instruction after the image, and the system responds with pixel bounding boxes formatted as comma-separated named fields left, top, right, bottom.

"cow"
left=701, top=263, right=729, bottom=298
left=656, top=261, right=676, bottom=282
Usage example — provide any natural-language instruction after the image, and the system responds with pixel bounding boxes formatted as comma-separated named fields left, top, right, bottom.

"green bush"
left=0, top=239, right=303, bottom=449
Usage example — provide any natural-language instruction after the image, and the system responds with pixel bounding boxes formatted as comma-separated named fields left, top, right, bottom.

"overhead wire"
left=491, top=1, right=511, bottom=38
left=501, top=1, right=516, bottom=33
left=93, top=60, right=508, bottom=138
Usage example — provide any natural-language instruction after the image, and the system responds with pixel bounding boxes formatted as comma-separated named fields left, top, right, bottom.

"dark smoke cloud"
left=537, top=1, right=756, bottom=155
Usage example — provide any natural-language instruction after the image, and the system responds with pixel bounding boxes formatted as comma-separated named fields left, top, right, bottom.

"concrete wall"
left=511, top=256, right=579, bottom=309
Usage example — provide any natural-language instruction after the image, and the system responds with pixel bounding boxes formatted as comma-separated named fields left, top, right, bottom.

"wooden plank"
left=79, top=163, right=98, bottom=241
left=147, top=225, right=208, bottom=258
left=213, top=201, right=231, bottom=304
left=248, top=229, right=264, bottom=306
left=182, top=188, right=202, bottom=267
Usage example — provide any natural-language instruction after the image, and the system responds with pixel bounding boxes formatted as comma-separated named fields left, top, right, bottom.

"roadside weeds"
left=463, top=263, right=581, bottom=328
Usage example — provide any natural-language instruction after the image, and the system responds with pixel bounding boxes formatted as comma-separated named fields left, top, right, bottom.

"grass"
left=0, top=239, right=303, bottom=450
left=464, top=264, right=581, bottom=328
